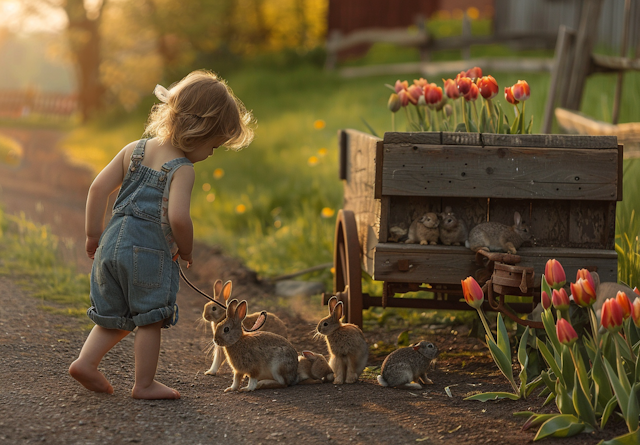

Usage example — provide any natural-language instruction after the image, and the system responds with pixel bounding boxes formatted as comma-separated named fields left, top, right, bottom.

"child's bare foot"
left=68, top=360, right=114, bottom=394
left=131, top=380, right=181, bottom=400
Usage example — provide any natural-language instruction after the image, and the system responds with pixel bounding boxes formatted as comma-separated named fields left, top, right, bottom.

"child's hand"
left=86, top=236, right=100, bottom=259
left=179, top=252, right=193, bottom=268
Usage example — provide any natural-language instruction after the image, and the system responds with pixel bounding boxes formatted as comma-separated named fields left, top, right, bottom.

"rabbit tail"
left=464, top=240, right=470, bottom=249
left=377, top=375, right=389, bottom=387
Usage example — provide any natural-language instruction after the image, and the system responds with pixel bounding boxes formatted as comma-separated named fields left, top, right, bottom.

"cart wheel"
left=333, top=209, right=363, bottom=327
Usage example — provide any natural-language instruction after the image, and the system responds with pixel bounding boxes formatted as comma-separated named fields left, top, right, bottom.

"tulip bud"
left=394, top=80, right=409, bottom=93
left=413, top=77, right=428, bottom=88
left=477, top=75, right=498, bottom=100
left=387, top=93, right=401, bottom=113
left=505, top=87, right=519, bottom=105
left=425, top=84, right=443, bottom=106
left=397, top=90, right=410, bottom=107
left=407, top=84, right=423, bottom=105
left=541, top=290, right=551, bottom=310
left=465, top=66, right=482, bottom=81
left=615, top=291, right=633, bottom=320
left=601, top=298, right=624, bottom=332
left=552, top=288, right=570, bottom=310
left=632, top=298, right=640, bottom=328
left=556, top=318, right=578, bottom=346
left=464, top=83, right=479, bottom=101
left=461, top=276, right=484, bottom=310
left=443, top=103, right=453, bottom=117
left=511, top=80, right=530, bottom=102
left=634, top=287, right=640, bottom=296
left=443, top=78, right=459, bottom=99
left=576, top=269, right=596, bottom=293
left=457, top=77, right=472, bottom=96
left=545, top=259, right=566, bottom=289
left=571, top=278, right=596, bottom=307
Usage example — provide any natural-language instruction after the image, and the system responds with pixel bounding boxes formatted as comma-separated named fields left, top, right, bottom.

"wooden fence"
left=0, top=90, right=77, bottom=119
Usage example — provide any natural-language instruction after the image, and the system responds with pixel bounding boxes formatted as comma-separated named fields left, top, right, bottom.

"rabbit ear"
left=213, top=280, right=223, bottom=300
left=236, top=300, right=248, bottom=321
left=328, top=296, right=338, bottom=314
left=332, top=301, right=343, bottom=321
left=226, top=299, right=239, bottom=318
left=222, top=281, right=233, bottom=302
left=302, top=350, right=315, bottom=359
left=245, top=311, right=267, bottom=332
left=514, top=212, right=522, bottom=226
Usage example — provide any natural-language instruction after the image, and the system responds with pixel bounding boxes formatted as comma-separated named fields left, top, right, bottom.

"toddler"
left=69, top=70, right=254, bottom=399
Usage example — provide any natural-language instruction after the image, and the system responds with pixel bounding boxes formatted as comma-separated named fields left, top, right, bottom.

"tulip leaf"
left=496, top=103, right=505, bottom=134
left=540, top=370, right=556, bottom=394
left=487, top=334, right=517, bottom=391
left=598, top=429, right=640, bottom=445
left=525, top=377, right=544, bottom=398
left=519, top=413, right=558, bottom=431
left=592, top=351, right=614, bottom=408
left=526, top=115, right=534, bottom=134
left=625, top=382, right=639, bottom=432
left=384, top=83, right=397, bottom=92
left=604, top=358, right=630, bottom=422
left=533, top=414, right=584, bottom=441
left=600, top=396, right=618, bottom=429
left=613, top=332, right=633, bottom=365
left=543, top=391, right=555, bottom=407
left=497, top=313, right=512, bottom=362
left=571, top=344, right=591, bottom=399
left=510, top=109, right=521, bottom=135
left=360, top=117, right=380, bottom=138
left=537, top=339, right=564, bottom=387
left=572, top=370, right=597, bottom=428
left=454, top=122, right=467, bottom=133
left=463, top=391, right=521, bottom=401
left=556, top=379, right=577, bottom=416
left=541, top=308, right=562, bottom=355
left=441, top=119, right=449, bottom=132
left=561, top=345, right=575, bottom=391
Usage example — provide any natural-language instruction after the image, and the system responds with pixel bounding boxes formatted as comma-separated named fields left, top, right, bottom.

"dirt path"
left=0, top=128, right=627, bottom=444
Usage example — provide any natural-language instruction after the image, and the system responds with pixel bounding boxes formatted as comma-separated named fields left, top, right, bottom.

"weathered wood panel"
left=373, top=244, right=618, bottom=284
left=341, top=129, right=382, bottom=276
left=383, top=132, right=440, bottom=145
left=381, top=144, right=619, bottom=200
left=481, top=133, right=618, bottom=149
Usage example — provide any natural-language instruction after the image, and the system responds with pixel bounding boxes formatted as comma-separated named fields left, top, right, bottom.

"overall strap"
left=129, top=139, right=148, bottom=172
left=159, top=158, right=193, bottom=190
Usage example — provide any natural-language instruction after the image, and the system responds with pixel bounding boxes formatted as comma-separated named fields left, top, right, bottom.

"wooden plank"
left=373, top=244, right=617, bottom=284
left=591, top=54, right=640, bottom=73
left=326, top=27, right=429, bottom=53
left=481, top=133, right=618, bottom=149
left=381, top=144, right=619, bottom=200
left=374, top=140, right=383, bottom=199
left=339, top=130, right=347, bottom=180
left=383, top=132, right=441, bottom=145
left=542, top=25, right=575, bottom=134
left=441, top=132, right=481, bottom=146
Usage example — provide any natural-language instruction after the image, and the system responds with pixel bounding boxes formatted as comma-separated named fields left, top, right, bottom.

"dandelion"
left=202, top=183, right=211, bottom=192
left=321, top=207, right=335, bottom=218
left=318, top=148, right=328, bottom=156
left=274, top=220, right=282, bottom=228
left=330, top=267, right=335, bottom=274
left=206, top=193, right=215, bottom=202
left=235, top=204, right=246, bottom=214
left=467, top=7, right=480, bottom=20
left=308, top=156, right=319, bottom=166
left=213, top=168, right=224, bottom=179
left=313, top=120, right=326, bottom=130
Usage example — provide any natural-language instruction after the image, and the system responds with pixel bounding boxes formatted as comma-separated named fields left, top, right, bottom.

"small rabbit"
left=213, top=298, right=298, bottom=392
left=315, top=296, right=369, bottom=384
left=203, top=280, right=288, bottom=376
left=467, top=211, right=531, bottom=255
left=297, top=350, right=334, bottom=384
left=389, top=223, right=408, bottom=242
left=439, top=207, right=468, bottom=246
left=405, top=212, right=439, bottom=245
left=377, top=341, right=439, bottom=389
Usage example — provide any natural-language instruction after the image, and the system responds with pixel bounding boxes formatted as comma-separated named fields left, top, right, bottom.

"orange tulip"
left=465, top=66, right=483, bottom=81
left=632, top=298, right=640, bottom=327
left=425, top=84, right=443, bottom=106
left=406, top=84, right=423, bottom=105
left=576, top=269, right=596, bottom=292
left=443, top=78, right=459, bottom=99
left=571, top=278, right=596, bottom=307
left=461, top=276, right=484, bottom=310
left=387, top=93, right=401, bottom=113
left=477, top=75, right=498, bottom=100
left=552, top=288, right=570, bottom=310
left=413, top=77, right=429, bottom=88
left=545, top=259, right=566, bottom=289
left=511, top=80, right=530, bottom=102
left=505, top=87, right=519, bottom=105
left=397, top=90, right=410, bottom=107
left=601, top=298, right=623, bottom=332
left=556, top=318, right=578, bottom=346
left=615, top=291, right=633, bottom=320
left=464, top=83, right=479, bottom=101
left=541, top=290, right=551, bottom=310
left=457, top=77, right=473, bottom=96
left=394, top=80, right=408, bottom=93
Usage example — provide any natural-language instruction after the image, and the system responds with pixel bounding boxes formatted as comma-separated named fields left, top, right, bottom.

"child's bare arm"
left=85, top=146, right=129, bottom=258
left=168, top=165, right=195, bottom=264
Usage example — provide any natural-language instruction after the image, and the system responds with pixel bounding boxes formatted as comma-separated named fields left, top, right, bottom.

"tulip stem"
left=623, top=319, right=636, bottom=361
left=391, top=112, right=395, bottom=132
left=486, top=98, right=496, bottom=133
left=452, top=100, right=458, bottom=128
left=589, top=307, right=600, bottom=348
left=476, top=308, right=495, bottom=343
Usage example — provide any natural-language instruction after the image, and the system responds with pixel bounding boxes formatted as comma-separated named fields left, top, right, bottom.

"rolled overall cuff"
left=87, top=307, right=137, bottom=331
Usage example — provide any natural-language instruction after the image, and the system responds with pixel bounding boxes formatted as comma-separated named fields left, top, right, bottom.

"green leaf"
left=397, top=330, right=410, bottom=347
left=464, top=391, right=521, bottom=401
left=600, top=396, right=618, bottom=429
left=543, top=391, right=555, bottom=407
left=561, top=345, right=575, bottom=391
left=541, top=308, right=562, bottom=355
left=479, top=102, right=489, bottom=133
left=537, top=339, right=564, bottom=387
left=454, top=122, right=467, bottom=132
left=487, top=334, right=517, bottom=391
left=592, top=352, right=614, bottom=408
left=510, top=109, right=521, bottom=135
left=526, top=115, right=534, bottom=134
left=604, top=358, right=630, bottom=422
left=625, top=382, right=639, bottom=431
left=517, top=327, right=530, bottom=367
left=571, top=344, right=591, bottom=400
left=525, top=377, right=545, bottom=398
left=572, top=370, right=597, bottom=428
left=520, top=413, right=558, bottom=431
left=360, top=116, right=380, bottom=138
left=533, top=415, right=584, bottom=441
left=598, top=429, right=640, bottom=445
left=496, top=103, right=504, bottom=134
left=556, top=380, right=577, bottom=416
left=497, top=313, right=512, bottom=362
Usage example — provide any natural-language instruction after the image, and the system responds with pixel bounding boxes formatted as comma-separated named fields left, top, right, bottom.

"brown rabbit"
left=467, top=211, right=531, bottom=255
left=297, top=350, right=334, bottom=384
left=405, top=212, right=439, bottom=245
left=315, top=296, right=369, bottom=384
left=213, top=299, right=298, bottom=392
left=438, top=207, right=468, bottom=246
left=203, top=280, right=288, bottom=375
left=377, top=341, right=439, bottom=389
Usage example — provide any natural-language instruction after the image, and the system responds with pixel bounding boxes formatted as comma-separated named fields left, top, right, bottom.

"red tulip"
left=443, top=78, right=459, bottom=99
left=413, top=78, right=428, bottom=88
left=407, top=84, right=423, bottom=105
left=541, top=290, right=551, bottom=310
left=397, top=89, right=410, bottom=107
left=505, top=87, right=519, bottom=105
left=634, top=287, right=640, bottom=296
left=477, top=75, right=498, bottom=99
left=576, top=269, right=596, bottom=293
left=425, top=83, right=443, bottom=106
left=632, top=298, right=640, bottom=328
left=457, top=77, right=473, bottom=96
left=545, top=259, right=566, bottom=289
left=511, top=80, right=530, bottom=102
left=556, top=318, right=578, bottom=346
left=552, top=288, right=571, bottom=310
left=615, top=291, right=633, bottom=320
left=394, top=80, right=408, bottom=93
left=601, top=298, right=624, bottom=332
left=571, top=278, right=596, bottom=307
left=464, top=83, right=479, bottom=101
left=387, top=93, right=401, bottom=113
left=461, top=276, right=484, bottom=310
left=466, top=67, right=483, bottom=81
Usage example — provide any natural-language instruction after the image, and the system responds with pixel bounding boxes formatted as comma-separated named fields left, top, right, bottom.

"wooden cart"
left=327, top=130, right=623, bottom=328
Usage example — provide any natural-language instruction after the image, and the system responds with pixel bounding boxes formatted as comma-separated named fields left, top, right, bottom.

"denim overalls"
left=87, top=139, right=193, bottom=331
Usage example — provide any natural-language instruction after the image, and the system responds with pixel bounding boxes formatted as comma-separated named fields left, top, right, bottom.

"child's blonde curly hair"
left=145, top=70, right=255, bottom=152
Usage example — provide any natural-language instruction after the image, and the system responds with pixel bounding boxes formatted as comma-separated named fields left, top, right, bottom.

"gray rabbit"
left=438, top=207, right=468, bottom=246
left=377, top=341, right=439, bottom=389
left=467, top=211, right=531, bottom=254
left=405, top=212, right=439, bottom=245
